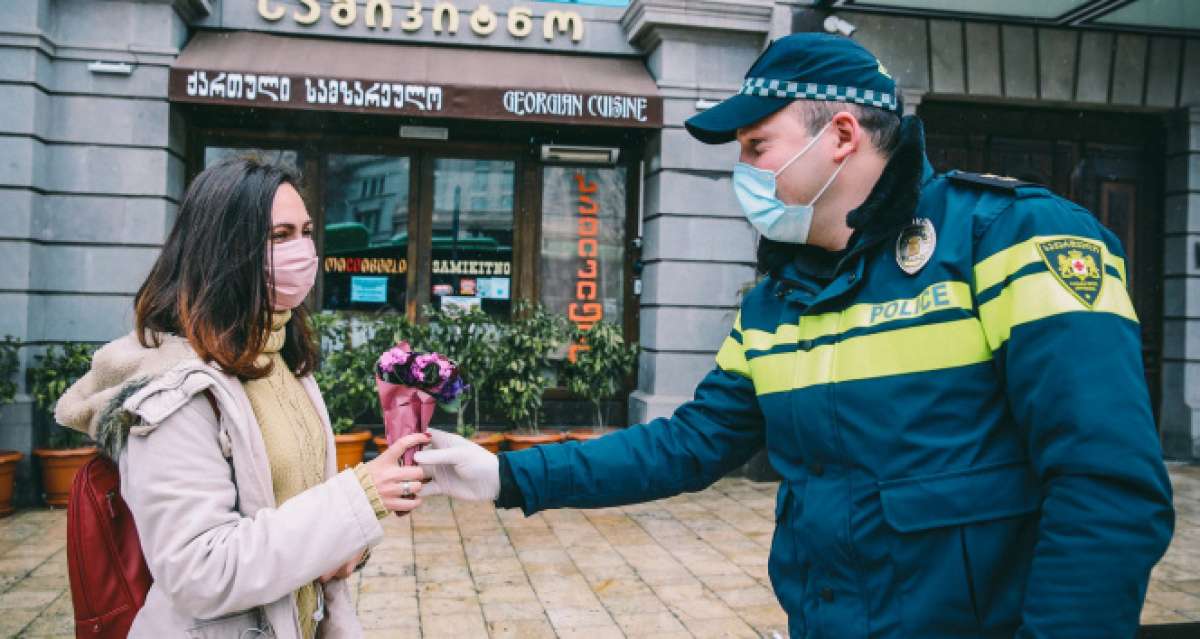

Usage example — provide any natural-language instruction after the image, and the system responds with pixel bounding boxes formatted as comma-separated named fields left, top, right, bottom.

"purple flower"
left=436, top=357, right=454, bottom=381
left=378, top=343, right=413, bottom=376
left=435, top=376, right=468, bottom=403
left=377, top=344, right=465, bottom=404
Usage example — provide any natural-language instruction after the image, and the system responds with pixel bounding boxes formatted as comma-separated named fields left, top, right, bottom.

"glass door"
left=425, top=157, right=517, bottom=317
left=320, top=154, right=413, bottom=313
left=539, top=166, right=627, bottom=360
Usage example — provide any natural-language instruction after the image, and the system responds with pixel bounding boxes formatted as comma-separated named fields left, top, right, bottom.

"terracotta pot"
left=564, top=428, right=617, bottom=442
left=333, top=430, right=373, bottom=471
left=0, top=450, right=23, bottom=517
left=470, top=431, right=505, bottom=454
left=32, top=447, right=98, bottom=507
left=503, top=431, right=566, bottom=452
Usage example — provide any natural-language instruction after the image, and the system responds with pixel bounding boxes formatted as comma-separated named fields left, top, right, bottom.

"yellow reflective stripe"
left=716, top=312, right=751, bottom=377
left=812, top=281, right=973, bottom=338
left=975, top=234, right=1127, bottom=293
left=741, top=325, right=798, bottom=353
left=716, top=335, right=751, bottom=377
left=749, top=318, right=992, bottom=396
left=978, top=270, right=1138, bottom=350
left=750, top=349, right=822, bottom=396
left=739, top=281, right=973, bottom=353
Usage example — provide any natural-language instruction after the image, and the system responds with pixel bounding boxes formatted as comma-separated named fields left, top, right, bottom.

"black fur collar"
left=756, top=115, right=928, bottom=276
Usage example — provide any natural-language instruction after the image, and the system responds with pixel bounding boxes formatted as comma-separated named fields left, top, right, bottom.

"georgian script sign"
left=168, top=67, right=662, bottom=128
left=257, top=0, right=587, bottom=43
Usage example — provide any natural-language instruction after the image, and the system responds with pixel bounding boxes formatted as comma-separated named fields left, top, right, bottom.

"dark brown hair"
left=794, top=100, right=902, bottom=157
left=134, top=155, right=319, bottom=379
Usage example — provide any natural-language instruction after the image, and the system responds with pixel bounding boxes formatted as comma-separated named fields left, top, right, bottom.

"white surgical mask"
left=732, top=122, right=846, bottom=244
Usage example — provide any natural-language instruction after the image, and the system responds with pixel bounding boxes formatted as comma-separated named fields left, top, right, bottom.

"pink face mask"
left=268, top=238, right=318, bottom=311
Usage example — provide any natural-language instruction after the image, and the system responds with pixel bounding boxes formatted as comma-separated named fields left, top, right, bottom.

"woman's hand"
left=364, top=432, right=430, bottom=513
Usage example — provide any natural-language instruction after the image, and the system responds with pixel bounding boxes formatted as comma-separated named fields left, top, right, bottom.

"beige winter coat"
left=56, top=332, right=383, bottom=638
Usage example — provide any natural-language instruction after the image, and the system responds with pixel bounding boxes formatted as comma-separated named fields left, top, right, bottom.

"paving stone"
left=552, top=624, right=626, bottom=639
left=482, top=600, right=549, bottom=622
left=0, top=605, right=40, bottom=635
left=680, top=615, right=761, bottom=638
left=487, top=618, right=558, bottom=638
left=417, top=579, right=476, bottom=598
left=613, top=610, right=688, bottom=636
left=358, top=607, right=422, bottom=631
left=19, top=591, right=74, bottom=636
left=358, top=575, right=416, bottom=594
left=0, top=589, right=61, bottom=609
left=420, top=612, right=487, bottom=638
left=4, top=471, right=1198, bottom=637
left=544, top=604, right=615, bottom=629
left=598, top=594, right=670, bottom=616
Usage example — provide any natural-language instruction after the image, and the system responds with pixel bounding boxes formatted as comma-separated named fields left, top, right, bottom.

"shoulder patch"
left=948, top=171, right=1039, bottom=192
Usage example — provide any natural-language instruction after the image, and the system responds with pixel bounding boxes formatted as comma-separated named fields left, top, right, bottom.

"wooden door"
left=920, top=101, right=1166, bottom=423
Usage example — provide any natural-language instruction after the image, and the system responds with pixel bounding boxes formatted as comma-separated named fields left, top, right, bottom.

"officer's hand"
left=413, top=429, right=500, bottom=501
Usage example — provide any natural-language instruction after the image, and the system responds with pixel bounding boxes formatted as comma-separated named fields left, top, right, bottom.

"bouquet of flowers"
left=376, top=342, right=468, bottom=465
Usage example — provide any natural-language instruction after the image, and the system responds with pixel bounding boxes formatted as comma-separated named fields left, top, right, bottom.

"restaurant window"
left=204, top=146, right=304, bottom=170
left=321, top=154, right=411, bottom=312
left=429, top=158, right=516, bottom=317
left=540, top=166, right=627, bottom=351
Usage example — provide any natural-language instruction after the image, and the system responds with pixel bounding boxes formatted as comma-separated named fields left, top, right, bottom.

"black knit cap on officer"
left=685, top=33, right=901, bottom=145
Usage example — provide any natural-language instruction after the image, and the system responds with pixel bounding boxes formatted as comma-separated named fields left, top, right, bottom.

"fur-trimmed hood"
left=55, top=331, right=201, bottom=459
left=57, top=333, right=376, bottom=639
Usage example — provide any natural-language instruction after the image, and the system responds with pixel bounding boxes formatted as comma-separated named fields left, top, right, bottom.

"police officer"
left=415, top=33, right=1174, bottom=638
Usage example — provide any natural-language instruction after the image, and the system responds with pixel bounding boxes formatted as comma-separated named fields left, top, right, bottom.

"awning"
left=169, top=31, right=662, bottom=128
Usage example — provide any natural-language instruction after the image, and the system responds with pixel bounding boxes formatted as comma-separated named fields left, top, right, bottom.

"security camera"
left=823, top=15, right=857, bottom=37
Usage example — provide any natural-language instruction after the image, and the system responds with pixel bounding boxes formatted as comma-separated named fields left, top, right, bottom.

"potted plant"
left=559, top=320, right=640, bottom=442
left=28, top=342, right=99, bottom=507
left=495, top=302, right=572, bottom=451
left=0, top=336, right=23, bottom=516
left=424, top=306, right=505, bottom=453
left=312, top=313, right=378, bottom=470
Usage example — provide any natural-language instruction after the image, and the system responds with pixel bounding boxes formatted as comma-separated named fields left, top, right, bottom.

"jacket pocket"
left=879, top=461, right=1040, bottom=635
left=878, top=460, right=1039, bottom=533
left=767, top=481, right=807, bottom=635
left=185, top=609, right=273, bottom=639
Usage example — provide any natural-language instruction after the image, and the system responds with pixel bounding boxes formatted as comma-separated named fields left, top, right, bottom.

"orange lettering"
left=577, top=194, right=598, bottom=215
left=579, top=238, right=597, bottom=257
left=568, top=302, right=602, bottom=324
left=578, top=259, right=597, bottom=278
left=574, top=172, right=597, bottom=194
left=578, top=216, right=598, bottom=237
left=576, top=281, right=597, bottom=300
left=567, top=342, right=591, bottom=363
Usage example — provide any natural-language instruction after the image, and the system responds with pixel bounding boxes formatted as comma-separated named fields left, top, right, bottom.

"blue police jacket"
left=500, top=117, right=1174, bottom=638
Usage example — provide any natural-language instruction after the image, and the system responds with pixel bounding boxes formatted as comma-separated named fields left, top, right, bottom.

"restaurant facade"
left=1, top=0, right=1199, bottom=501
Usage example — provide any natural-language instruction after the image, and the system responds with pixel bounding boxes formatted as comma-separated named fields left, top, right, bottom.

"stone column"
left=1161, top=105, right=1200, bottom=460
left=0, top=0, right=193, bottom=504
left=620, top=0, right=774, bottom=423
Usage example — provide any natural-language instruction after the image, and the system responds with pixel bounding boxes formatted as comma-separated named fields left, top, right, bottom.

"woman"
left=56, top=156, right=427, bottom=638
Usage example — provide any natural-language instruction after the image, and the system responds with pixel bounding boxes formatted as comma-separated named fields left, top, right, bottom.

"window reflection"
left=540, top=166, right=626, bottom=347
left=429, top=158, right=515, bottom=317
left=321, top=155, right=411, bottom=311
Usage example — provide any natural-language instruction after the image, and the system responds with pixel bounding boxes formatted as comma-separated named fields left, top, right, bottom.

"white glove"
left=413, top=429, right=500, bottom=501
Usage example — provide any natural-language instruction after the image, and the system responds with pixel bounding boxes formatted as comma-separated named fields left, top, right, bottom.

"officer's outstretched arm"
left=501, top=330, right=765, bottom=516
left=973, top=195, right=1174, bottom=638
